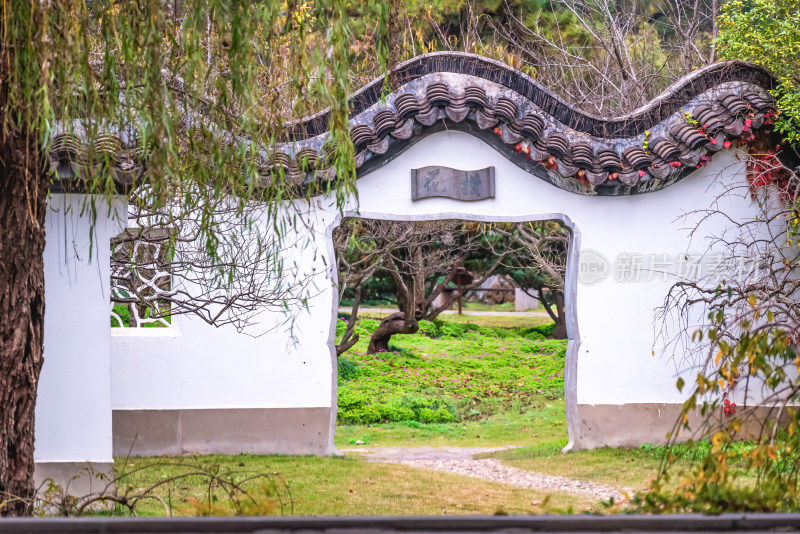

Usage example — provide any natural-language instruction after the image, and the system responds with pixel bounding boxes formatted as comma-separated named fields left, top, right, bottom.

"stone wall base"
left=112, top=407, right=333, bottom=457
left=114, top=404, right=784, bottom=457
left=33, top=462, right=115, bottom=499
left=574, top=403, right=787, bottom=450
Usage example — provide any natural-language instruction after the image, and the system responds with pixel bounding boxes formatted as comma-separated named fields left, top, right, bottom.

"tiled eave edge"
left=49, top=52, right=784, bottom=196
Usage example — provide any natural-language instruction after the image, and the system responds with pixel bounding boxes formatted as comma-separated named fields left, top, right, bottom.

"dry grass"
left=114, top=453, right=599, bottom=516
left=478, top=445, right=679, bottom=492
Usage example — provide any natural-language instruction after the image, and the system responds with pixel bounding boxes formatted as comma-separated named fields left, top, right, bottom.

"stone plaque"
left=411, top=166, right=495, bottom=201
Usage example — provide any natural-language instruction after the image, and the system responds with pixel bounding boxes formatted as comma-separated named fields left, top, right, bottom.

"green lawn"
left=459, top=301, right=543, bottom=312
left=335, top=315, right=567, bottom=448
left=335, top=400, right=568, bottom=448
left=461, top=301, right=518, bottom=311
left=339, top=301, right=543, bottom=313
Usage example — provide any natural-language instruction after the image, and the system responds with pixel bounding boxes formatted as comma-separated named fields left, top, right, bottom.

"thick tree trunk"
left=336, top=287, right=362, bottom=356
left=0, top=117, right=48, bottom=515
left=538, top=288, right=567, bottom=340
left=367, top=311, right=418, bottom=354
left=551, top=292, right=568, bottom=340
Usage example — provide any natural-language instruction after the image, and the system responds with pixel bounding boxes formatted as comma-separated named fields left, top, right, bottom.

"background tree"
left=488, top=0, right=717, bottom=115
left=332, top=217, right=398, bottom=355
left=492, top=222, right=570, bottom=339
left=716, top=0, right=800, bottom=145
left=334, top=219, right=508, bottom=354
left=358, top=0, right=717, bottom=117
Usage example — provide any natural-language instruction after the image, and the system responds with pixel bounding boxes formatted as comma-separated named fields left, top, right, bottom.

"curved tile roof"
left=50, top=52, right=785, bottom=196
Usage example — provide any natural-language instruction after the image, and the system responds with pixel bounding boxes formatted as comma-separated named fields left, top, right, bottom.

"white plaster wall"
left=350, top=132, right=758, bottom=406
left=110, top=206, right=334, bottom=410
left=36, top=194, right=126, bottom=463
left=110, top=131, right=766, bottom=425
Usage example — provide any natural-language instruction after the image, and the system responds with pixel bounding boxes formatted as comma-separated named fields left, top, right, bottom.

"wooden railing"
left=1, top=514, right=800, bottom=534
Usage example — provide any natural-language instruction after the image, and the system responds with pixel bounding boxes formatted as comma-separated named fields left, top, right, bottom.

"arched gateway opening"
left=327, top=213, right=580, bottom=451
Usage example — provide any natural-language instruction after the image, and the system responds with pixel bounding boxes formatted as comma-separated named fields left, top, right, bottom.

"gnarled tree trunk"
left=367, top=311, right=418, bottom=354
left=0, top=93, right=47, bottom=515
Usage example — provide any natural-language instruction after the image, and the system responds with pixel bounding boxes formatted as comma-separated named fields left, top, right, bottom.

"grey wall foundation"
left=574, top=403, right=683, bottom=449
left=574, top=404, right=788, bottom=450
left=34, top=462, right=115, bottom=497
left=112, top=407, right=333, bottom=457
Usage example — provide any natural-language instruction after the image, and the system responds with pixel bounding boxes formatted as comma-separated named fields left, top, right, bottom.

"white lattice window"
left=111, top=228, right=172, bottom=328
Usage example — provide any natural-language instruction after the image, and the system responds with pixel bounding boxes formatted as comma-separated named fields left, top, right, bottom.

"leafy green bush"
left=416, top=320, right=440, bottom=338
left=355, top=318, right=380, bottom=336
left=521, top=323, right=555, bottom=339
left=337, top=357, right=360, bottom=381
left=521, top=330, right=545, bottom=341
left=396, top=394, right=458, bottom=423
left=437, top=321, right=462, bottom=337
left=486, top=326, right=515, bottom=338
left=530, top=339, right=567, bottom=358
left=335, top=317, right=348, bottom=338
left=438, top=321, right=482, bottom=338
left=718, top=0, right=800, bottom=144
left=111, top=304, right=131, bottom=327
left=110, top=303, right=171, bottom=328
left=338, top=390, right=383, bottom=424
left=337, top=390, right=457, bottom=424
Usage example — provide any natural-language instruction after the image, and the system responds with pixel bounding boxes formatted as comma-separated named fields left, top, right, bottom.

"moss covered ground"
left=335, top=317, right=564, bottom=427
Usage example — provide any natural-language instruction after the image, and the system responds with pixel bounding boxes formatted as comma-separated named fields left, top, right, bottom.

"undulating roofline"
left=50, top=52, right=788, bottom=196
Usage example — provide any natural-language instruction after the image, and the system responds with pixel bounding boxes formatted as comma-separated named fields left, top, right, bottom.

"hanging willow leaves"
left=3, top=0, right=402, bottom=258
left=0, top=0, right=394, bottom=516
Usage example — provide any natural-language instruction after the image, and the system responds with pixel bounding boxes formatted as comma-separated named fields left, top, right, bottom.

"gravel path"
left=342, top=446, right=625, bottom=501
